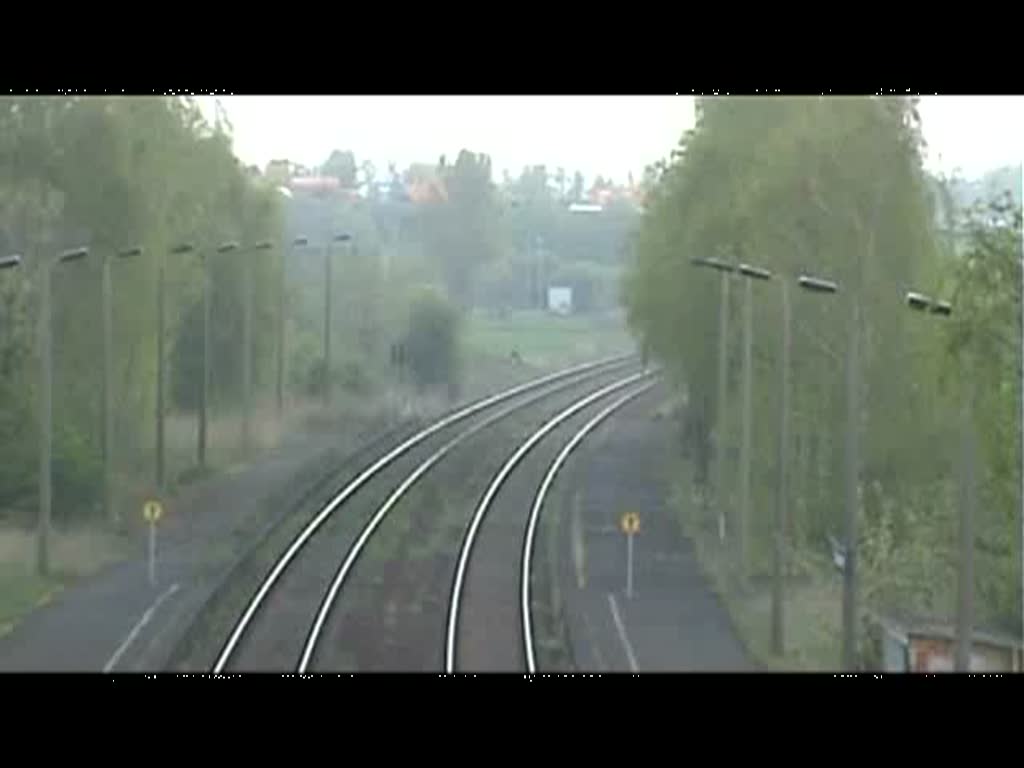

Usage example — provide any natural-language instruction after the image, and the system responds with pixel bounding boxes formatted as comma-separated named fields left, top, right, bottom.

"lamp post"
left=37, top=246, right=89, bottom=575
left=691, top=256, right=737, bottom=544
left=768, top=274, right=840, bottom=656
left=736, top=262, right=773, bottom=588
left=277, top=236, right=307, bottom=423
left=323, top=233, right=352, bottom=410
left=156, top=243, right=197, bottom=488
left=907, top=290, right=971, bottom=671
left=242, top=240, right=274, bottom=455
left=194, top=241, right=236, bottom=471
left=102, top=246, right=143, bottom=525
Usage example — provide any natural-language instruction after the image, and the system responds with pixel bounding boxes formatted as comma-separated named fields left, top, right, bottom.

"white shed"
left=547, top=285, right=573, bottom=315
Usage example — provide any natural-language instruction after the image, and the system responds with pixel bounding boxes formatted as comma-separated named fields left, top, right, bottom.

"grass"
left=667, top=451, right=846, bottom=672
left=463, top=309, right=634, bottom=372
left=0, top=563, right=61, bottom=638
left=722, top=571, right=843, bottom=671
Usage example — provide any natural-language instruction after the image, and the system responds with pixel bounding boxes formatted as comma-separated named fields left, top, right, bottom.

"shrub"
left=403, top=289, right=462, bottom=397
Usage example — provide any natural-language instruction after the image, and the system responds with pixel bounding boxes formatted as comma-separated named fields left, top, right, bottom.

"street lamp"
left=736, top=262, right=773, bottom=588
left=155, top=243, right=196, bottom=489
left=277, top=236, right=308, bottom=423
left=36, top=246, right=88, bottom=576
left=192, top=240, right=237, bottom=471
left=691, top=256, right=738, bottom=545
left=324, top=233, right=352, bottom=409
left=906, top=289, right=972, bottom=672
left=768, top=272, right=840, bottom=656
left=102, top=245, right=143, bottom=526
left=241, top=240, right=274, bottom=454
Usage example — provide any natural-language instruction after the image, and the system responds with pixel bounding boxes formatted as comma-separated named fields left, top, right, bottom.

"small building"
left=547, top=285, right=573, bottom=315
left=871, top=613, right=1024, bottom=673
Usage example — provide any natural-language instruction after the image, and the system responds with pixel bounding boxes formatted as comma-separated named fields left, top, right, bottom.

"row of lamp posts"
left=692, top=255, right=973, bottom=671
left=1, top=231, right=352, bottom=577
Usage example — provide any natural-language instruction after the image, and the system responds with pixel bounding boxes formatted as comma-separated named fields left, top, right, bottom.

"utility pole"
left=737, top=263, right=772, bottom=587
left=155, top=249, right=165, bottom=488
left=716, top=272, right=731, bottom=543
left=38, top=247, right=89, bottom=576
left=324, top=234, right=351, bottom=410
left=197, top=242, right=233, bottom=470
left=37, top=254, right=53, bottom=576
left=738, top=275, right=753, bottom=585
left=324, top=240, right=333, bottom=409
left=907, top=292, right=972, bottom=670
left=772, top=278, right=791, bottom=655
left=242, top=249, right=252, bottom=453
left=242, top=241, right=272, bottom=456
left=690, top=257, right=737, bottom=544
left=199, top=249, right=210, bottom=469
left=842, top=294, right=861, bottom=671
left=103, top=246, right=142, bottom=525
left=773, top=274, right=840, bottom=657
left=276, top=242, right=285, bottom=421
left=956, top=375, right=977, bottom=672
left=102, top=250, right=114, bottom=524
left=277, top=238, right=307, bottom=422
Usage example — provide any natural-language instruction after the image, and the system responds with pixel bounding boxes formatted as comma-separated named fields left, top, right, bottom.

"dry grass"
left=0, top=525, right=131, bottom=578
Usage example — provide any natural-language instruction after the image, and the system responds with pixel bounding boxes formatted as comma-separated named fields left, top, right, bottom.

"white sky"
left=197, top=95, right=1023, bottom=184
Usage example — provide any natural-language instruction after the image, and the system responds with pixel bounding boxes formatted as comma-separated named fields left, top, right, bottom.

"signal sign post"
left=621, top=512, right=640, bottom=599
left=143, top=499, right=163, bottom=586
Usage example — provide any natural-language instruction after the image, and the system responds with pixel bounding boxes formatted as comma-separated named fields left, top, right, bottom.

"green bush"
left=52, top=422, right=103, bottom=521
left=0, top=380, right=35, bottom=512
left=403, top=289, right=462, bottom=397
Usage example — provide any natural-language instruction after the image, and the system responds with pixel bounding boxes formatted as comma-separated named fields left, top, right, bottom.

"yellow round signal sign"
left=621, top=511, right=640, bottom=535
left=143, top=499, right=163, bottom=523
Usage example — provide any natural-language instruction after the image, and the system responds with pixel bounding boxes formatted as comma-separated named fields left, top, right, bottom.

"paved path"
left=557, top=395, right=753, bottom=672
left=0, top=427, right=373, bottom=672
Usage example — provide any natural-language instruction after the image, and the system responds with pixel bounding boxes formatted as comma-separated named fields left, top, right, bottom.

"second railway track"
left=213, top=354, right=647, bottom=672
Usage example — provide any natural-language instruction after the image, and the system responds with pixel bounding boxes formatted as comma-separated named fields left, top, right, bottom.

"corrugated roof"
left=871, top=610, right=1023, bottom=651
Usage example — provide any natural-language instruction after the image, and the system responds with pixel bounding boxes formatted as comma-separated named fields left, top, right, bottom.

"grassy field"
left=463, top=309, right=634, bottom=371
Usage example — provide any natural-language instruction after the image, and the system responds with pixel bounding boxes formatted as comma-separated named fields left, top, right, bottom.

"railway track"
left=212, top=354, right=658, bottom=673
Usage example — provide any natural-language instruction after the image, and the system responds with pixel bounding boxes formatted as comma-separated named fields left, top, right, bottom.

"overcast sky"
left=197, top=95, right=1023, bottom=184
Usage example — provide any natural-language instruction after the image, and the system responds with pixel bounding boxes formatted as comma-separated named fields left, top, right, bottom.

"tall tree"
left=420, top=149, right=500, bottom=308
left=623, top=96, right=1001, bottom=648
left=322, top=149, right=357, bottom=187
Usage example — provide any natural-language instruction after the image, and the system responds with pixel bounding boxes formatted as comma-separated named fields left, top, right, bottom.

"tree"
left=403, top=288, right=462, bottom=399
left=419, top=149, right=501, bottom=309
left=944, top=196, right=1022, bottom=631
left=322, top=149, right=357, bottom=187
left=570, top=171, right=584, bottom=202
left=623, top=96, right=994, bottom=646
left=0, top=95, right=285, bottom=517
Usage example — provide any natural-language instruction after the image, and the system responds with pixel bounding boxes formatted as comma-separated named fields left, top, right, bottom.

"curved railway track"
left=213, top=354, right=658, bottom=673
